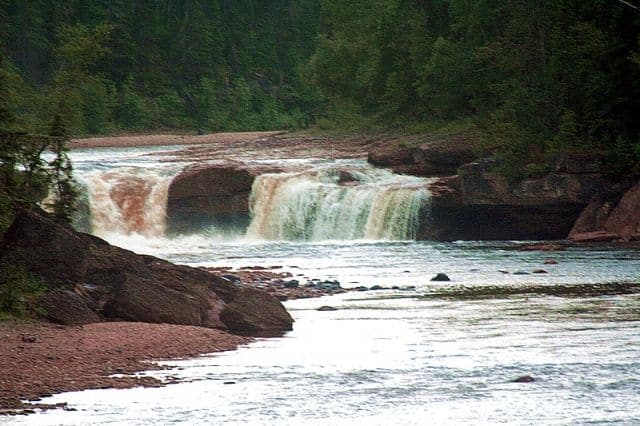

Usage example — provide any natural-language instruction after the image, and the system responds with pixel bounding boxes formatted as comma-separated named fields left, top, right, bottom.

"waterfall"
left=82, top=167, right=172, bottom=238
left=246, top=167, right=430, bottom=241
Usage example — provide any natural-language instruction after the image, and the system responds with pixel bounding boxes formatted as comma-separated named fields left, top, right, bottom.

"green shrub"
left=0, top=263, right=46, bottom=319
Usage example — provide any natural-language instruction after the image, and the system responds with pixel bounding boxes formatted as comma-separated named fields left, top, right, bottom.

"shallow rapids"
left=84, top=168, right=172, bottom=237
left=10, top=144, right=639, bottom=425
left=247, top=167, right=430, bottom=241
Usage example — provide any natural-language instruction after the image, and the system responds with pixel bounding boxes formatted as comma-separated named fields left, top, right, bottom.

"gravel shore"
left=0, top=321, right=251, bottom=414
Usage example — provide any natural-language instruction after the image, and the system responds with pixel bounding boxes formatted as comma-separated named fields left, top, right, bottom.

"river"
left=9, top=144, right=640, bottom=425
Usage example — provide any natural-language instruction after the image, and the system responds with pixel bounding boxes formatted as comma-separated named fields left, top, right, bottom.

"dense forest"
left=1, top=0, right=640, bottom=172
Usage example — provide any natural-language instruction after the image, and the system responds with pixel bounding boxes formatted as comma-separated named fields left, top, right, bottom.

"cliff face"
left=1, top=208, right=293, bottom=336
left=422, top=160, right=619, bottom=240
left=367, top=133, right=637, bottom=241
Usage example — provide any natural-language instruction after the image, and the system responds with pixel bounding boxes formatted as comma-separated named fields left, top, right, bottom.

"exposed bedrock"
left=367, top=131, right=478, bottom=176
left=569, top=180, right=640, bottom=242
left=423, top=159, right=625, bottom=241
left=166, top=161, right=283, bottom=233
left=1, top=208, right=293, bottom=336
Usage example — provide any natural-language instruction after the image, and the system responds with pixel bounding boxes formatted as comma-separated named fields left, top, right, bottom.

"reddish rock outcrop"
left=569, top=180, right=640, bottom=242
left=409, top=133, right=477, bottom=175
left=368, top=130, right=480, bottom=176
left=423, top=159, right=616, bottom=240
left=167, top=161, right=282, bottom=233
left=1, top=208, right=293, bottom=336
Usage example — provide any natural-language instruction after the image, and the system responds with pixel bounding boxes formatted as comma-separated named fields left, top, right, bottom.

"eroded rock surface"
left=1, top=208, right=293, bottom=336
left=367, top=130, right=479, bottom=176
left=423, top=159, right=617, bottom=240
left=167, top=161, right=282, bottom=233
left=569, top=180, right=640, bottom=242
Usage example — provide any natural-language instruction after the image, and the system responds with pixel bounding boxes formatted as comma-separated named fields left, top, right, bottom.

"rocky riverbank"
left=0, top=321, right=250, bottom=415
left=0, top=207, right=297, bottom=413
left=134, top=130, right=640, bottom=242
left=1, top=208, right=293, bottom=336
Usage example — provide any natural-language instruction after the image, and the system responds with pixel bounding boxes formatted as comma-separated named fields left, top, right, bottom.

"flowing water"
left=246, top=168, right=429, bottom=241
left=8, top=145, right=640, bottom=425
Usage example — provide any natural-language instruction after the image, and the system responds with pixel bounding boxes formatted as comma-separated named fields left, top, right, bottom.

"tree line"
left=1, top=0, right=639, bottom=173
left=0, top=0, right=322, bottom=135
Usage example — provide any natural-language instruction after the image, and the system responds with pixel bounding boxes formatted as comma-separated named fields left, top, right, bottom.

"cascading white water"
left=246, top=166, right=430, bottom=241
left=82, top=167, right=172, bottom=238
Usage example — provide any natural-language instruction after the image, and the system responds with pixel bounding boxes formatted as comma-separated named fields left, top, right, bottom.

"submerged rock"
left=517, top=243, right=567, bottom=252
left=512, top=375, right=535, bottom=383
left=1, top=208, right=293, bottom=337
left=543, top=259, right=558, bottom=265
left=431, top=273, right=451, bottom=281
left=283, top=280, right=299, bottom=288
left=317, top=306, right=338, bottom=311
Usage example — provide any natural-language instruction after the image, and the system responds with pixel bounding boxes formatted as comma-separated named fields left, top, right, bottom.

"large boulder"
left=39, top=290, right=101, bottom=326
left=0, top=209, right=293, bottom=336
left=220, top=287, right=294, bottom=337
left=167, top=161, right=282, bottom=233
left=569, top=180, right=640, bottom=242
left=423, top=159, right=618, bottom=240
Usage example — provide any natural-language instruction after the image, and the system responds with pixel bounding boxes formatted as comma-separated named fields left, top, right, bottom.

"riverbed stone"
left=317, top=306, right=338, bottom=311
left=431, top=273, right=451, bottom=281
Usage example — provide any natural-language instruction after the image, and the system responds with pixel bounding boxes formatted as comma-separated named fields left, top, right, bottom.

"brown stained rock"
left=410, top=133, right=477, bottom=176
left=367, top=130, right=480, bottom=176
left=569, top=231, right=621, bottom=243
left=423, top=157, right=616, bottom=240
left=604, top=181, right=640, bottom=241
left=0, top=208, right=293, bottom=336
left=568, top=180, right=640, bottom=242
left=220, top=287, right=293, bottom=337
left=569, top=198, right=616, bottom=237
left=166, top=161, right=283, bottom=232
left=368, top=144, right=413, bottom=167
left=39, top=290, right=100, bottom=326
left=457, top=160, right=610, bottom=207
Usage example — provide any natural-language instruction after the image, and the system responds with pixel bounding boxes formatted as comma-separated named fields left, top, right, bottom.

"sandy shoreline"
left=70, top=131, right=287, bottom=149
left=0, top=321, right=251, bottom=414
